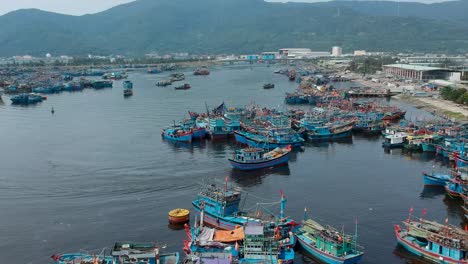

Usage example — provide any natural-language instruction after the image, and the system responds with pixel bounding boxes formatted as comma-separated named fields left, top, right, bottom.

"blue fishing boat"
left=422, top=172, right=452, bottom=186
left=228, top=146, right=291, bottom=171
left=237, top=129, right=304, bottom=149
left=52, top=253, right=113, bottom=264
left=394, top=213, right=468, bottom=264
left=304, top=122, right=353, bottom=141
left=192, top=183, right=295, bottom=230
left=123, top=80, right=133, bottom=96
left=92, top=80, right=113, bottom=89
left=296, top=218, right=363, bottom=264
left=111, top=242, right=179, bottom=264
left=52, top=242, right=180, bottom=264
left=207, top=117, right=232, bottom=140
left=162, top=127, right=193, bottom=143
left=184, top=217, right=294, bottom=264
left=10, top=93, right=43, bottom=105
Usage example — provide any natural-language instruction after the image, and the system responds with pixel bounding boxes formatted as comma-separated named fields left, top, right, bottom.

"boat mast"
left=303, top=207, right=308, bottom=222
left=280, top=189, right=286, bottom=219
left=354, top=217, right=358, bottom=253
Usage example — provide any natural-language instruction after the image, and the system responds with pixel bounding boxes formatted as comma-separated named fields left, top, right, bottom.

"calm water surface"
left=0, top=65, right=463, bottom=264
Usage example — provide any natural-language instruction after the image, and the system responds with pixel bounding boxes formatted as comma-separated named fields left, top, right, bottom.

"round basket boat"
left=168, top=208, right=190, bottom=224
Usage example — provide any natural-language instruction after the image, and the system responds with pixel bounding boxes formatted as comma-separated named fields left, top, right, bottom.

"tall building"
left=332, top=46, right=342, bottom=57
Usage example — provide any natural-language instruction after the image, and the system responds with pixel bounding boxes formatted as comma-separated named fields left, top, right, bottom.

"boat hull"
left=296, top=234, right=363, bottom=264
left=162, top=131, right=192, bottom=143
left=422, top=173, right=451, bottom=186
left=394, top=225, right=467, bottom=264
left=234, top=131, right=248, bottom=144
left=228, top=152, right=290, bottom=170
left=422, top=143, right=436, bottom=152
left=307, top=129, right=352, bottom=141
left=382, top=142, right=404, bottom=149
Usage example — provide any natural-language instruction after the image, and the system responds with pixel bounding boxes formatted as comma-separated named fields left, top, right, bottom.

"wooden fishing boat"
left=296, top=218, right=364, bottom=264
left=228, top=146, right=291, bottom=170
left=263, top=83, right=275, bottom=89
left=395, top=212, right=468, bottom=264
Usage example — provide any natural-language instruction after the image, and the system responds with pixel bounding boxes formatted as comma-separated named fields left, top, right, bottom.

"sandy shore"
left=394, top=94, right=468, bottom=121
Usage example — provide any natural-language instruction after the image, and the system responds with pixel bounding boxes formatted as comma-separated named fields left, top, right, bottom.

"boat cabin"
left=234, top=148, right=265, bottom=163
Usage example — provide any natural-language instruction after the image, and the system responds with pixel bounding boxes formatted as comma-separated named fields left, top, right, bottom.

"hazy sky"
left=0, top=0, right=449, bottom=16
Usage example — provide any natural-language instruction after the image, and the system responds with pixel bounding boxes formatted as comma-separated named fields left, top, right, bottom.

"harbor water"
left=0, top=65, right=463, bottom=264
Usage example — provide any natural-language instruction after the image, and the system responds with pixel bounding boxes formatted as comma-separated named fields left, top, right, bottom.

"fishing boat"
left=240, top=222, right=295, bottom=264
left=51, top=253, right=113, bottom=264
left=157, top=80, right=173, bottom=87
left=175, top=84, right=191, bottom=90
left=10, top=93, right=43, bottom=105
left=422, top=135, right=442, bottom=152
left=170, top=73, right=185, bottom=82
left=228, top=146, right=291, bottom=171
left=92, top=80, right=113, bottom=89
left=422, top=172, right=452, bottom=186
left=111, top=242, right=179, bottom=264
left=162, top=127, right=193, bottom=143
left=296, top=217, right=364, bottom=264
left=123, top=80, right=133, bottom=96
left=304, top=122, right=354, bottom=141
left=382, top=132, right=408, bottom=149
left=394, top=211, right=468, bottom=264
left=382, top=111, right=406, bottom=121
left=206, top=117, right=233, bottom=140
left=184, top=215, right=294, bottom=264
left=403, top=136, right=425, bottom=151
left=263, top=83, right=275, bottom=89
left=445, top=180, right=465, bottom=198
left=235, top=129, right=305, bottom=149
left=194, top=67, right=210, bottom=76
left=192, top=182, right=295, bottom=230
left=148, top=68, right=162, bottom=74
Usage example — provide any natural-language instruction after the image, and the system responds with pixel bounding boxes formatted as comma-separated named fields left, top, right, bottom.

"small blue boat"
left=123, top=80, right=133, bottom=96
left=228, top=146, right=291, bottom=170
left=162, top=127, right=193, bottom=143
left=305, top=122, right=353, bottom=141
left=422, top=172, right=452, bottom=186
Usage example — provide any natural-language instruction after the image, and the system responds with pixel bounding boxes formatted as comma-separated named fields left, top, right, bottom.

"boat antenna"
left=224, top=176, right=229, bottom=193
left=354, top=217, right=358, bottom=253
left=406, top=207, right=413, bottom=232
left=421, top=208, right=426, bottom=225
left=205, top=101, right=210, bottom=117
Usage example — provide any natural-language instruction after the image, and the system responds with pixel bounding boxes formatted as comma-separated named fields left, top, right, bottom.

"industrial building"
left=278, top=48, right=330, bottom=59
left=332, top=46, right=342, bottom=57
left=383, top=64, right=462, bottom=81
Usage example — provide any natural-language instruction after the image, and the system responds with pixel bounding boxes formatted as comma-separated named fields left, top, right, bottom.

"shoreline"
left=393, top=94, right=468, bottom=122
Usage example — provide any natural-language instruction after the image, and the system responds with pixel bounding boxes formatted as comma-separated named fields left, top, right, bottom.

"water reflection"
left=230, top=165, right=291, bottom=187
left=419, top=186, right=446, bottom=199
left=393, top=244, right=427, bottom=264
left=304, top=137, right=353, bottom=148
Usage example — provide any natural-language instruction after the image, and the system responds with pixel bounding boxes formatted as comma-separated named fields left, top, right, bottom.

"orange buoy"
left=168, top=208, right=190, bottom=224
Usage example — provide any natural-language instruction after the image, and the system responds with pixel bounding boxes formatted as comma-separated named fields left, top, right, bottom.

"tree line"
left=440, top=87, right=468, bottom=105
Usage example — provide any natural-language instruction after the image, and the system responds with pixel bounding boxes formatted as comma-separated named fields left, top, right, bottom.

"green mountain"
left=0, top=0, right=468, bottom=56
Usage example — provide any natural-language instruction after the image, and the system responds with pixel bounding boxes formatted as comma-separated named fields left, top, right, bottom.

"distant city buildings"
left=354, top=50, right=366, bottom=56
left=332, top=46, right=342, bottom=57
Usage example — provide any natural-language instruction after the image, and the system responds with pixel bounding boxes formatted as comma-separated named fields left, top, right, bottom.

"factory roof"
left=383, top=64, right=448, bottom=71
